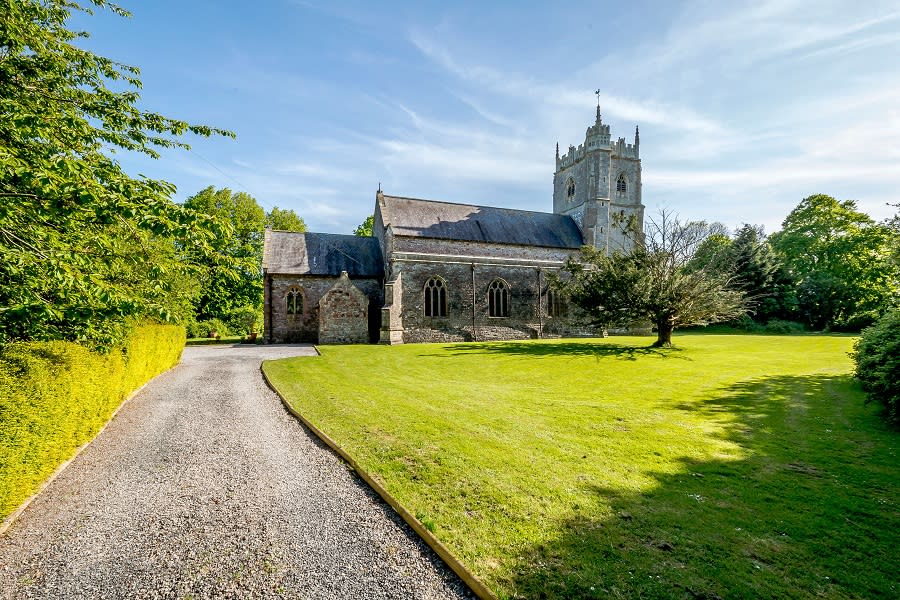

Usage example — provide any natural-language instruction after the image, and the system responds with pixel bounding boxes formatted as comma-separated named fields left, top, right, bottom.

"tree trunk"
left=653, top=320, right=674, bottom=347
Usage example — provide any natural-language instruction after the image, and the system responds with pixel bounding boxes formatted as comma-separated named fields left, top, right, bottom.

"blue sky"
left=75, top=0, right=900, bottom=235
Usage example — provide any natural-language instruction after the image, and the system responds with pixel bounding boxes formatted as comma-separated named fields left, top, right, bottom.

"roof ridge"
left=383, top=194, right=570, bottom=219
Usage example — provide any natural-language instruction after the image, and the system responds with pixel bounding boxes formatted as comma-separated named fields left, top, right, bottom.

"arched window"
left=547, top=289, right=568, bottom=317
left=286, top=286, right=303, bottom=315
left=566, top=177, right=576, bottom=201
left=423, top=277, right=448, bottom=317
left=616, top=172, right=627, bottom=194
left=488, top=279, right=510, bottom=317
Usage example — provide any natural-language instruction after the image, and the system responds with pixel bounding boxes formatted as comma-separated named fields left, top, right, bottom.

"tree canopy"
left=266, top=207, right=307, bottom=232
left=556, top=212, right=748, bottom=347
left=181, top=187, right=308, bottom=331
left=770, top=194, right=898, bottom=329
left=182, top=187, right=264, bottom=324
left=0, top=0, right=231, bottom=347
left=354, top=214, right=374, bottom=236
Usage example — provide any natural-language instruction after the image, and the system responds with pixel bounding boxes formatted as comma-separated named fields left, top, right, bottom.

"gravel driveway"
left=0, top=344, right=472, bottom=599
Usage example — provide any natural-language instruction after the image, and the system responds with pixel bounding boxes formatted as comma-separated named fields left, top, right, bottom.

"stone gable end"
left=318, top=272, right=369, bottom=344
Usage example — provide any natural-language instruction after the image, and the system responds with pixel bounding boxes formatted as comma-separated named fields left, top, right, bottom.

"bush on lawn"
left=0, top=322, right=184, bottom=520
left=852, top=309, right=900, bottom=424
left=225, top=305, right=261, bottom=335
left=764, top=319, right=805, bottom=334
left=186, top=318, right=229, bottom=339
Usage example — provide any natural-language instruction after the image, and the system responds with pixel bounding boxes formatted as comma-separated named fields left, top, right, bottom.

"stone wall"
left=318, top=272, right=370, bottom=345
left=265, top=273, right=382, bottom=343
left=384, top=238, right=594, bottom=344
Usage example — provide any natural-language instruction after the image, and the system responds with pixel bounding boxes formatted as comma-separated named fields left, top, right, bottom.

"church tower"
left=553, top=105, right=644, bottom=253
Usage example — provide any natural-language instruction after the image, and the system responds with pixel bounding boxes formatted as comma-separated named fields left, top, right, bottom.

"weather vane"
left=595, top=89, right=601, bottom=106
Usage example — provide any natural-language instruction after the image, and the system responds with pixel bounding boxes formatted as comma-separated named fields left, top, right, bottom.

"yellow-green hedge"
left=0, top=323, right=184, bottom=521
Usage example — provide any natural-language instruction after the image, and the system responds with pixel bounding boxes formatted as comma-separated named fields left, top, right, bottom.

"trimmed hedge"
left=853, top=309, right=900, bottom=425
left=0, top=323, right=184, bottom=521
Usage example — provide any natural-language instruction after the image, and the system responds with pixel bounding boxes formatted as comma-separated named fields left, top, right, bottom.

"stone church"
left=263, top=107, right=644, bottom=344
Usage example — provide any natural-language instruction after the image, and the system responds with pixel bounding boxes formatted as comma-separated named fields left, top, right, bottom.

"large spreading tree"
left=266, top=207, right=307, bottom=232
left=0, top=0, right=232, bottom=347
left=770, top=194, right=898, bottom=330
left=182, top=187, right=265, bottom=323
left=556, top=212, right=748, bottom=347
left=182, top=187, right=307, bottom=329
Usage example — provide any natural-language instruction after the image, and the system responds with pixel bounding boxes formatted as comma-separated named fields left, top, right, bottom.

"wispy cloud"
left=409, top=29, right=727, bottom=135
left=635, top=1, right=900, bottom=72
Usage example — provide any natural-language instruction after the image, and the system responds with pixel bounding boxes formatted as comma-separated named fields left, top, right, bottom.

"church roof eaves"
left=379, top=194, right=584, bottom=249
left=263, top=230, right=383, bottom=277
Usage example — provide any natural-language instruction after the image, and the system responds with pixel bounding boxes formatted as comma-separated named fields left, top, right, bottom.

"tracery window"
left=488, top=279, right=510, bottom=318
left=547, top=289, right=568, bottom=317
left=423, top=277, right=448, bottom=317
left=566, top=177, right=576, bottom=201
left=616, top=172, right=627, bottom=194
left=286, top=286, right=303, bottom=315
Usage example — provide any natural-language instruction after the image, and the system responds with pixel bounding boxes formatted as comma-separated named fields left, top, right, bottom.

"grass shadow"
left=421, top=341, right=687, bottom=361
left=508, top=374, right=898, bottom=599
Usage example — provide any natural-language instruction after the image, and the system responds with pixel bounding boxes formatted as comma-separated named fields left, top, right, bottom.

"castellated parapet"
left=552, top=106, right=644, bottom=254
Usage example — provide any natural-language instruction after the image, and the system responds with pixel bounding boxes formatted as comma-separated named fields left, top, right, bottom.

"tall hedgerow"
left=852, top=309, right=900, bottom=424
left=0, top=323, right=184, bottom=521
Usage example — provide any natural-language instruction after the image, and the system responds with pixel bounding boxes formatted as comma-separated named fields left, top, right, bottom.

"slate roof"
left=263, top=231, right=383, bottom=277
left=379, top=194, right=584, bottom=249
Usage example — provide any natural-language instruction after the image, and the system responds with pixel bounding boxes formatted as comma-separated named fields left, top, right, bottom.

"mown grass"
left=262, top=334, right=898, bottom=599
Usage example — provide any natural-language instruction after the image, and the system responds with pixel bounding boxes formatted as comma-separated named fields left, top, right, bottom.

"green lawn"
left=262, top=335, right=898, bottom=599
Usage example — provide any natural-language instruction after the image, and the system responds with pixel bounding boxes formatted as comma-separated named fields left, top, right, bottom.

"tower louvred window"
left=566, top=177, right=576, bottom=200
left=617, top=173, right=627, bottom=193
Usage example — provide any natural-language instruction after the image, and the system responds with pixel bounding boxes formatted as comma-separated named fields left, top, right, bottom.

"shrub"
left=184, top=317, right=202, bottom=339
left=195, top=318, right=229, bottom=338
left=731, top=314, right=763, bottom=332
left=852, top=309, right=900, bottom=424
left=225, top=305, right=261, bottom=335
left=764, top=319, right=805, bottom=334
left=0, top=322, right=184, bottom=520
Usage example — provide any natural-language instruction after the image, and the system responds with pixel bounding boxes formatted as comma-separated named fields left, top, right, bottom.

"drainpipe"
left=265, top=272, right=273, bottom=343
left=471, top=264, right=477, bottom=342
left=537, top=268, right=543, bottom=339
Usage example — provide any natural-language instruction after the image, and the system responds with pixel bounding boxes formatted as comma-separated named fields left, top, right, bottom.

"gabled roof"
left=263, top=230, right=383, bottom=277
left=378, top=194, right=584, bottom=249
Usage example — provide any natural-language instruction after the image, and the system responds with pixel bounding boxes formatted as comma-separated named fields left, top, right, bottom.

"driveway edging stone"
left=260, top=359, right=497, bottom=600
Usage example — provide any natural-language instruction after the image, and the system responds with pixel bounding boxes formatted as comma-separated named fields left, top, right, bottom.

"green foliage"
left=186, top=318, right=229, bottom=338
left=729, top=224, right=798, bottom=322
left=557, top=212, right=747, bottom=346
left=183, top=190, right=308, bottom=328
left=885, top=204, right=900, bottom=271
left=183, top=187, right=265, bottom=322
left=853, top=309, right=900, bottom=424
left=686, top=232, right=733, bottom=273
left=0, top=0, right=232, bottom=348
left=0, top=322, right=183, bottom=520
left=225, top=305, right=260, bottom=334
left=763, top=319, right=805, bottom=334
left=354, top=214, right=375, bottom=236
left=770, top=194, right=898, bottom=330
left=265, top=207, right=307, bottom=232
